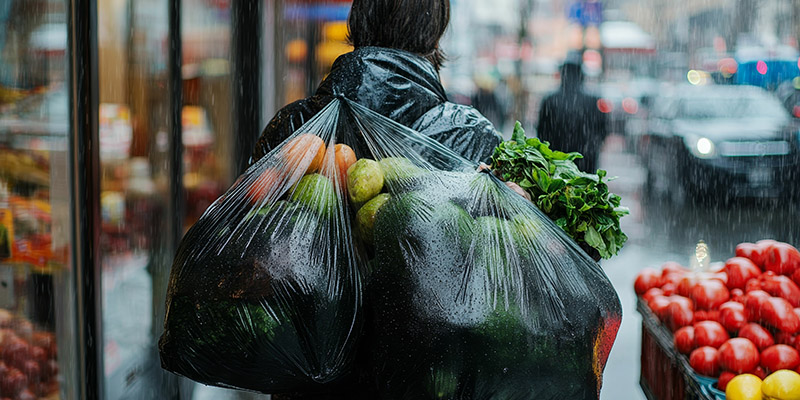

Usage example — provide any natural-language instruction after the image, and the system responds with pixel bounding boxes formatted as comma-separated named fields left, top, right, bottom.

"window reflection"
left=0, top=0, right=74, bottom=399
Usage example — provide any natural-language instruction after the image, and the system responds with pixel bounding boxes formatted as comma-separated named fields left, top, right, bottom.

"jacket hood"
left=316, top=47, right=449, bottom=126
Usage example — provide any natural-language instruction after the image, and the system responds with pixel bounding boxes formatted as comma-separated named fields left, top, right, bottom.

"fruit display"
left=161, top=98, right=623, bottom=397
left=0, top=310, right=59, bottom=400
left=635, top=239, right=800, bottom=399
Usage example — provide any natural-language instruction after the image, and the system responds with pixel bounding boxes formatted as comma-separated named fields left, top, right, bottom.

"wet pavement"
left=598, top=134, right=800, bottom=399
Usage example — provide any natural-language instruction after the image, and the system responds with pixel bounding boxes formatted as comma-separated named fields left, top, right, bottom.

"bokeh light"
left=717, top=58, right=738, bottom=77
left=597, top=98, right=613, bottom=113
left=687, top=70, right=702, bottom=85
left=756, top=60, right=768, bottom=75
left=696, top=138, right=714, bottom=155
left=622, top=97, right=639, bottom=114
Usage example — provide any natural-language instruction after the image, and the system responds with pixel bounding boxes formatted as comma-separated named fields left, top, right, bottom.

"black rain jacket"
left=250, top=47, right=502, bottom=165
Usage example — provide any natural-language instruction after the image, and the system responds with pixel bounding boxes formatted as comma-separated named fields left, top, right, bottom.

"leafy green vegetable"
left=490, top=122, right=628, bottom=259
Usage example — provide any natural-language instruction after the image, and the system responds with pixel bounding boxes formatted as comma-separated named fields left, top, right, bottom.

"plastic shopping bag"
left=160, top=97, right=622, bottom=399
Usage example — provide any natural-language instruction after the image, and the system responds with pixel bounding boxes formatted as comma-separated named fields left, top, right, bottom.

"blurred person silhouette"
left=537, top=56, right=608, bottom=173
left=471, top=73, right=507, bottom=132
left=250, top=0, right=502, bottom=167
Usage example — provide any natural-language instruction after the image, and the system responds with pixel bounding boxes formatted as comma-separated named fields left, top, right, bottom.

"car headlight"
left=684, top=136, right=717, bottom=158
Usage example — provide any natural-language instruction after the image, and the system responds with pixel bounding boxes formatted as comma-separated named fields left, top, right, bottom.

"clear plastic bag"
left=159, top=97, right=622, bottom=399
left=159, top=99, right=367, bottom=394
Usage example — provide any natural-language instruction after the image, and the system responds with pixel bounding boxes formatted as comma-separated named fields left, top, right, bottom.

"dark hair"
left=347, top=0, right=450, bottom=70
left=559, top=62, right=584, bottom=88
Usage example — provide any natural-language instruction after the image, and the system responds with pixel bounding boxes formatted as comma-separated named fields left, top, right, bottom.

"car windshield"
left=678, top=95, right=788, bottom=120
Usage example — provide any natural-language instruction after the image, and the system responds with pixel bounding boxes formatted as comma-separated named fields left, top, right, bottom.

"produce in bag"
left=159, top=100, right=368, bottom=394
left=341, top=103, right=624, bottom=398
left=160, top=96, right=622, bottom=398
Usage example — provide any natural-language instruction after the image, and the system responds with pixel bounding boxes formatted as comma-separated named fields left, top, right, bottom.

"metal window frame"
left=232, top=0, right=263, bottom=173
left=67, top=0, right=265, bottom=396
left=67, top=0, right=103, bottom=398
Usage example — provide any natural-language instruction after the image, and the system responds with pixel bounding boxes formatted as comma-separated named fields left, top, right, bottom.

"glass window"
left=96, top=0, right=174, bottom=397
left=0, top=0, right=76, bottom=399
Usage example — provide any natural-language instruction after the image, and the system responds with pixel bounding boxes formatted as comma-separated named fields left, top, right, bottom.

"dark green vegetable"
left=490, top=122, right=628, bottom=259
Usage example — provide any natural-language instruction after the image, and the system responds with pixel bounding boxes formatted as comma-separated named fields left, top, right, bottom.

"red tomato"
left=29, top=347, right=46, bottom=364
left=730, top=288, right=746, bottom=303
left=764, top=242, right=800, bottom=276
left=736, top=242, right=768, bottom=268
left=760, top=344, right=800, bottom=372
left=744, top=290, right=771, bottom=320
left=745, top=279, right=762, bottom=293
left=758, top=273, right=800, bottom=307
left=793, top=268, right=800, bottom=287
left=712, top=271, right=729, bottom=286
left=669, top=295, right=694, bottom=310
left=690, top=346, right=721, bottom=377
left=661, top=261, right=689, bottom=277
left=717, top=371, right=736, bottom=391
left=2, top=340, right=30, bottom=368
left=738, top=323, right=775, bottom=351
left=0, top=368, right=27, bottom=396
left=694, top=321, right=730, bottom=348
left=648, top=295, right=672, bottom=321
left=691, top=280, right=730, bottom=310
left=635, top=268, right=662, bottom=295
left=725, top=257, right=762, bottom=290
left=757, top=239, right=780, bottom=250
left=20, top=360, right=39, bottom=383
left=750, top=365, right=768, bottom=379
left=718, top=338, right=760, bottom=373
left=661, top=283, right=677, bottom=296
left=774, top=331, right=797, bottom=346
left=720, top=302, right=748, bottom=333
left=694, top=310, right=710, bottom=322
left=761, top=297, right=800, bottom=334
left=661, top=273, right=684, bottom=288
left=642, top=288, right=664, bottom=303
left=677, top=276, right=698, bottom=297
left=667, top=300, right=695, bottom=331
left=674, top=326, right=696, bottom=354
left=720, top=301, right=745, bottom=313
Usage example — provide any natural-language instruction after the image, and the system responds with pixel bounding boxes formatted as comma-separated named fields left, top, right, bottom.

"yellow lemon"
left=762, top=370, right=800, bottom=400
left=726, top=374, right=763, bottom=400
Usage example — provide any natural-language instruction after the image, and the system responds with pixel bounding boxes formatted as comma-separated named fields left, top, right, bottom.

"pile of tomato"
left=635, top=239, right=800, bottom=392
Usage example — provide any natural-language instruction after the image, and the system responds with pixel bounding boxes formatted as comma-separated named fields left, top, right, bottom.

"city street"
left=598, top=134, right=800, bottom=399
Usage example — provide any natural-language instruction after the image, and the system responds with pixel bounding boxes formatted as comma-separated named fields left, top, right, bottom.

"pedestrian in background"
left=536, top=59, right=608, bottom=173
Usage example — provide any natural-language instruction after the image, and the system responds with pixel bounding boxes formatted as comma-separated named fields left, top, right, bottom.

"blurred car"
left=588, top=79, right=658, bottom=145
left=640, top=84, right=800, bottom=204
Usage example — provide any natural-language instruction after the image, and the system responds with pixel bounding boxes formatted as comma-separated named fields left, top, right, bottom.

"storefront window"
left=96, top=0, right=174, bottom=397
left=281, top=0, right=353, bottom=103
left=0, top=0, right=76, bottom=399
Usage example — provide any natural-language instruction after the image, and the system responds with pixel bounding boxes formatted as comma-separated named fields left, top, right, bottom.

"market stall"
left=635, top=241, right=800, bottom=400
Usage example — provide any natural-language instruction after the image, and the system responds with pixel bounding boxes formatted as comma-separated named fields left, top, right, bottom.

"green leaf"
left=585, top=226, right=606, bottom=252
left=511, top=121, right=527, bottom=143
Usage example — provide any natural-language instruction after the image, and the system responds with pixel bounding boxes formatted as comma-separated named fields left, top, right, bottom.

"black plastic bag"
left=159, top=100, right=368, bottom=394
left=160, top=97, right=622, bottom=398
left=250, top=47, right=502, bottom=166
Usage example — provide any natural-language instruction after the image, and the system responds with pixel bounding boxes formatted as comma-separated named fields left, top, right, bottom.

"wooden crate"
left=638, top=298, right=715, bottom=400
